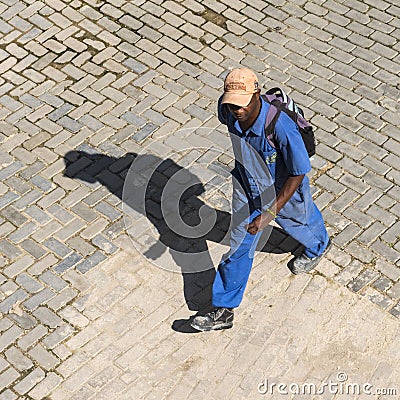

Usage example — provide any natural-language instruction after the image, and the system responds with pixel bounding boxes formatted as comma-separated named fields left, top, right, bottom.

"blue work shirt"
left=218, top=96, right=311, bottom=206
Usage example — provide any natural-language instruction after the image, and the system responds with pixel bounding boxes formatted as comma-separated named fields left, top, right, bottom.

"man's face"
left=226, top=92, right=260, bottom=123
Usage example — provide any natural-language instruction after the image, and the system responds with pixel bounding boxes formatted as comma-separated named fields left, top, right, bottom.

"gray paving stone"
left=381, top=222, right=400, bottom=245
left=339, top=174, right=370, bottom=194
left=347, top=269, right=380, bottom=293
left=313, top=191, right=334, bottom=211
left=46, top=287, right=78, bottom=312
left=366, top=204, right=397, bottom=227
left=60, top=188, right=91, bottom=210
left=388, top=203, right=400, bottom=220
left=41, top=323, right=75, bottom=349
left=0, top=325, right=24, bottom=352
left=55, top=219, right=86, bottom=242
left=1, top=206, right=28, bottom=226
left=15, top=273, right=43, bottom=294
left=330, top=189, right=359, bottom=213
left=372, top=275, right=393, bottom=293
left=376, top=194, right=397, bottom=211
left=13, top=367, right=45, bottom=395
left=28, top=371, right=63, bottom=400
left=365, top=287, right=393, bottom=310
left=79, top=114, right=105, bottom=131
left=333, top=223, right=362, bottom=247
left=71, top=203, right=98, bottom=223
left=7, top=311, right=37, bottom=330
left=83, top=188, right=108, bottom=206
left=123, top=57, right=147, bottom=73
left=344, top=241, right=376, bottom=264
left=27, top=254, right=58, bottom=277
left=0, top=151, right=13, bottom=169
left=337, top=157, right=368, bottom=177
left=57, top=116, right=83, bottom=133
left=363, top=172, right=394, bottom=193
left=0, top=289, right=29, bottom=314
left=53, top=253, right=82, bottom=274
left=0, top=161, right=25, bottom=181
left=315, top=175, right=346, bottom=195
left=371, top=241, right=400, bottom=264
left=20, top=238, right=46, bottom=259
left=0, top=367, right=20, bottom=393
left=19, top=161, right=45, bottom=180
left=39, top=92, right=64, bottom=107
left=28, top=344, right=59, bottom=370
left=43, top=237, right=72, bottom=258
left=0, top=280, right=17, bottom=298
left=0, top=388, right=17, bottom=400
left=5, top=346, right=33, bottom=372
left=24, top=205, right=52, bottom=225
left=0, top=356, right=9, bottom=374
left=389, top=300, right=400, bottom=318
left=91, top=234, right=118, bottom=254
left=121, top=112, right=146, bottom=128
left=0, top=18, right=13, bottom=33
left=334, top=260, right=364, bottom=287
left=17, top=325, right=48, bottom=351
left=0, top=318, right=13, bottom=334
left=0, top=94, right=22, bottom=111
left=0, top=191, right=19, bottom=211
left=0, top=226, right=21, bottom=251
left=4, top=255, right=35, bottom=278
left=33, top=307, right=63, bottom=329
left=358, top=222, right=388, bottom=246
left=31, top=175, right=54, bottom=193
left=23, top=288, right=56, bottom=311
left=76, top=251, right=107, bottom=274
left=94, top=201, right=122, bottom=221
left=12, top=189, right=42, bottom=211
left=104, top=219, right=126, bottom=239
left=47, top=204, right=74, bottom=224
left=39, top=270, right=68, bottom=292
left=131, top=123, right=158, bottom=142
left=98, top=141, right=126, bottom=158
left=8, top=221, right=38, bottom=244
left=387, top=281, right=400, bottom=300
left=353, top=188, right=382, bottom=211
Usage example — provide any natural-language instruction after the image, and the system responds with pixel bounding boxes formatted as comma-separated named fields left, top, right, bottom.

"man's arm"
left=246, top=174, right=304, bottom=235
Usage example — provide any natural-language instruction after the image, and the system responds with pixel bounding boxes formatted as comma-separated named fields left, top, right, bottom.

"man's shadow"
left=63, top=150, right=303, bottom=333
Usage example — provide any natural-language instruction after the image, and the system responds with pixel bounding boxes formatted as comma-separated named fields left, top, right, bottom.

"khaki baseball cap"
left=221, top=68, right=259, bottom=107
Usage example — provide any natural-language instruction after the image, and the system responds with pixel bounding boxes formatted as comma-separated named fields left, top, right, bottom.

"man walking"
left=191, top=68, right=331, bottom=332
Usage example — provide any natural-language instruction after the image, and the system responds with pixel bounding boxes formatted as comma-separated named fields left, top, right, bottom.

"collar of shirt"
left=233, top=97, right=268, bottom=137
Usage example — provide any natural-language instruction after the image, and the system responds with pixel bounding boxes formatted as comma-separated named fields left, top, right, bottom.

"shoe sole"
left=292, top=263, right=317, bottom=275
left=292, top=240, right=332, bottom=275
left=190, top=321, right=233, bottom=332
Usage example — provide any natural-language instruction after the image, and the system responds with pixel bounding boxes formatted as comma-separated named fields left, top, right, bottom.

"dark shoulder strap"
left=261, top=95, right=281, bottom=149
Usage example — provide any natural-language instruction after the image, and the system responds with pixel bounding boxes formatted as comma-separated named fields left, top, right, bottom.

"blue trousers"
left=212, top=177, right=329, bottom=309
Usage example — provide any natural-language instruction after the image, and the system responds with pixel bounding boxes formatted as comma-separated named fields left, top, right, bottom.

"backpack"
left=261, top=88, right=316, bottom=157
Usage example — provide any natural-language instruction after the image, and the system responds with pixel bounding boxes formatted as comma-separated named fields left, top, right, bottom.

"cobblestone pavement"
left=0, top=0, right=399, bottom=398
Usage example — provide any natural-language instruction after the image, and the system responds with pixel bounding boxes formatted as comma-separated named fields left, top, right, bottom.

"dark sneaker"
left=190, top=307, right=234, bottom=331
left=291, top=239, right=332, bottom=275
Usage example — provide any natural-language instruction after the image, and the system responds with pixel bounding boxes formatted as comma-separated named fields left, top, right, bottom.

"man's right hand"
left=246, top=211, right=274, bottom=235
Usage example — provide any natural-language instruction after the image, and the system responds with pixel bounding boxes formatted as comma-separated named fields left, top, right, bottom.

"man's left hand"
left=246, top=212, right=274, bottom=235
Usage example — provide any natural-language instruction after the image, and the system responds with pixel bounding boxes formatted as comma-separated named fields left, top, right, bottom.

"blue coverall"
left=212, top=97, right=330, bottom=308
